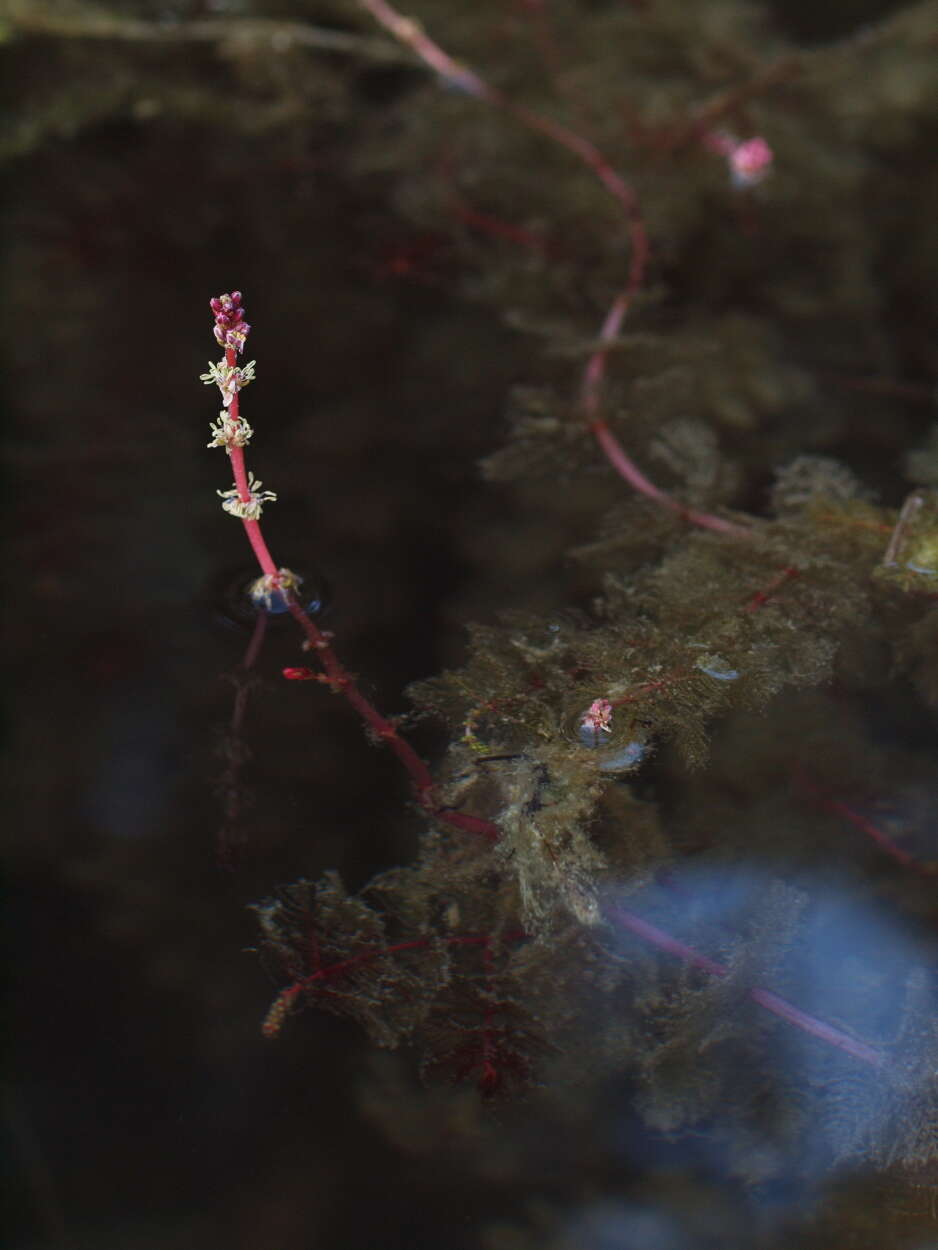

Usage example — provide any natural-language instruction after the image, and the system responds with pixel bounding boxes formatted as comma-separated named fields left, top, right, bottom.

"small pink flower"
left=579, top=698, right=613, bottom=746
left=702, top=131, right=774, bottom=188
left=729, top=136, right=773, bottom=187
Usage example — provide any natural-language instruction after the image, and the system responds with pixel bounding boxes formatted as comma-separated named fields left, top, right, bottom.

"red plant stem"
left=449, top=196, right=554, bottom=255
left=432, top=808, right=502, bottom=840
left=217, top=327, right=503, bottom=837
left=822, top=797, right=926, bottom=872
left=580, top=282, right=747, bottom=537
left=263, top=936, right=437, bottom=1036
left=282, top=595, right=436, bottom=799
left=358, top=0, right=640, bottom=217
left=266, top=890, right=890, bottom=1071
left=793, top=767, right=925, bottom=873
left=358, top=0, right=747, bottom=538
left=663, top=55, right=800, bottom=154
left=590, top=406, right=749, bottom=537
left=218, top=337, right=507, bottom=847
left=599, top=558, right=802, bottom=712
left=281, top=615, right=500, bottom=834
left=263, top=930, right=524, bottom=1037
left=797, top=770, right=937, bottom=877
left=281, top=611, right=500, bottom=838
left=609, top=673, right=682, bottom=709
left=358, top=0, right=489, bottom=97
left=225, top=346, right=279, bottom=581
left=744, top=564, right=799, bottom=611
left=605, top=904, right=887, bottom=1068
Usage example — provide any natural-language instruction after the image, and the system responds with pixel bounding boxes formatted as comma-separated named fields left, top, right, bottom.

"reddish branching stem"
left=595, top=561, right=799, bottom=715
left=282, top=605, right=502, bottom=845
left=358, top=0, right=749, bottom=539
left=208, top=292, right=501, bottom=843
left=281, top=597, right=438, bottom=803
left=744, top=564, right=800, bottom=612
left=822, top=796, right=934, bottom=874
left=209, top=293, right=434, bottom=797
left=263, top=930, right=525, bottom=1038
left=263, top=936, right=441, bottom=1037
left=797, top=771, right=937, bottom=877
left=662, top=55, right=800, bottom=155
left=605, top=904, right=887, bottom=1068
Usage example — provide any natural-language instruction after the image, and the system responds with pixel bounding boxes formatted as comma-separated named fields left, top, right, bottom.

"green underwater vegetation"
left=7, top=0, right=938, bottom=1242
left=217, top=0, right=938, bottom=1226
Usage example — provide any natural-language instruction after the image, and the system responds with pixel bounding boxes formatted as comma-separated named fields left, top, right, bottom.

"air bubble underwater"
left=694, top=654, right=740, bottom=682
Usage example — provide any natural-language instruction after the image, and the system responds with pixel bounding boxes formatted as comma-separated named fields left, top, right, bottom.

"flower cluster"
left=579, top=697, right=613, bottom=747
left=207, top=410, right=254, bottom=450
left=217, top=471, right=277, bottom=521
left=210, top=290, right=251, bottom=354
left=248, top=567, right=303, bottom=608
left=200, top=358, right=256, bottom=408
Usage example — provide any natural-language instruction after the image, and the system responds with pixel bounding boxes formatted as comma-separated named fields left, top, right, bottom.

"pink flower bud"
left=729, top=136, right=773, bottom=186
left=702, top=132, right=774, bottom=189
left=283, top=667, right=317, bottom=681
left=210, top=291, right=251, bottom=354
left=579, top=697, right=614, bottom=746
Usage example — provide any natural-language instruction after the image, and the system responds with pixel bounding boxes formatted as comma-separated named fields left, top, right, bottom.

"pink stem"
left=264, top=930, right=524, bottom=1036
left=824, top=798, right=921, bottom=871
left=590, top=416, right=749, bottom=537
left=606, top=903, right=886, bottom=1068
left=359, top=0, right=749, bottom=539
left=225, top=348, right=280, bottom=580
left=214, top=306, right=505, bottom=844
left=282, top=594, right=437, bottom=803
left=215, top=317, right=453, bottom=821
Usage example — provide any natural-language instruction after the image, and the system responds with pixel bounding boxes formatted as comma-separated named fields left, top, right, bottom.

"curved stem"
left=358, top=0, right=749, bottom=538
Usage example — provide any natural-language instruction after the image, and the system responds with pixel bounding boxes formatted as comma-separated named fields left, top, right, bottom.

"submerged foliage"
left=256, top=487, right=938, bottom=1161
left=12, top=0, right=936, bottom=1227
left=6, top=0, right=938, bottom=1244
left=164, top=0, right=938, bottom=1209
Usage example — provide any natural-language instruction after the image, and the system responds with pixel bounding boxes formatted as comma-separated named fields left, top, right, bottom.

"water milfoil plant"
left=193, top=0, right=938, bottom=1199
left=200, top=290, right=938, bottom=1173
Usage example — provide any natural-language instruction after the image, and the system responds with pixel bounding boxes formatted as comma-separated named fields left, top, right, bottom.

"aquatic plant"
left=188, top=0, right=938, bottom=1196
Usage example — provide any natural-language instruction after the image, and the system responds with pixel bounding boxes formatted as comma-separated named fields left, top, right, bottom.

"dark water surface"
left=3, top=106, right=528, bottom=1250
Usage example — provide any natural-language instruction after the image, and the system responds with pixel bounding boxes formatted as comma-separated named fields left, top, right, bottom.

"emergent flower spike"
left=217, top=471, right=277, bottom=521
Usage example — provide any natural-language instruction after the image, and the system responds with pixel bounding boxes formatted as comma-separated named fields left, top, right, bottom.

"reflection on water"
left=607, top=865, right=932, bottom=1204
